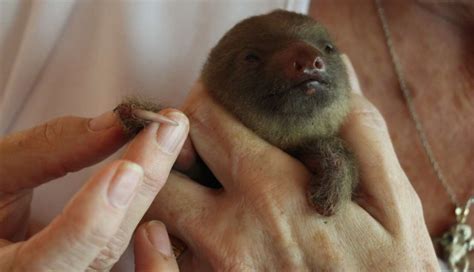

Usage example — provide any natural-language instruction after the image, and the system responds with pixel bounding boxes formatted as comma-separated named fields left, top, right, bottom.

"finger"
left=145, top=171, right=217, bottom=244
left=342, top=95, right=420, bottom=230
left=340, top=56, right=420, bottom=229
left=0, top=242, right=22, bottom=269
left=15, top=160, right=142, bottom=271
left=88, top=109, right=189, bottom=270
left=0, top=239, right=12, bottom=247
left=0, top=190, right=31, bottom=241
left=341, top=54, right=362, bottom=95
left=176, top=250, right=199, bottom=271
left=0, top=111, right=128, bottom=192
left=134, top=221, right=179, bottom=272
left=174, top=136, right=198, bottom=172
left=182, top=82, right=302, bottom=191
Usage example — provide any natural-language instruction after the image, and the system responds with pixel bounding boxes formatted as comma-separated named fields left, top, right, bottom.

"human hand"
left=145, top=60, right=440, bottom=270
left=0, top=109, right=187, bottom=271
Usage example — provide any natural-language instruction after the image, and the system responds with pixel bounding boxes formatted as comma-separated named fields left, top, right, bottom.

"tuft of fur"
left=114, top=97, right=162, bottom=136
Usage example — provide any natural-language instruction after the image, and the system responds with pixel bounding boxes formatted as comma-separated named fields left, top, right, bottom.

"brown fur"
left=201, top=10, right=357, bottom=215
left=114, top=97, right=162, bottom=136
left=117, top=10, right=358, bottom=215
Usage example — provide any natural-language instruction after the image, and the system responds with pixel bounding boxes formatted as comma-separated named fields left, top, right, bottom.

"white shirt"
left=0, top=1, right=309, bottom=270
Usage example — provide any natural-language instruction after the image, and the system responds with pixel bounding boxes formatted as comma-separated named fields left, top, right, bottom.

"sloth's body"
left=201, top=10, right=356, bottom=216
left=116, top=10, right=357, bottom=216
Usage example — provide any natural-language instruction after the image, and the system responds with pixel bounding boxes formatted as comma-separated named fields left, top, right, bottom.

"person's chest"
left=310, top=0, right=474, bottom=242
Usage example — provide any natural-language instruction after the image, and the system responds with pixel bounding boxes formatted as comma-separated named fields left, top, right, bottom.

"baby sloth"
left=201, top=10, right=356, bottom=216
left=116, top=10, right=357, bottom=216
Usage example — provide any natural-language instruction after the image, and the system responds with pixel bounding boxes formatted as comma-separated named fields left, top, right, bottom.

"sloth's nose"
left=277, top=42, right=326, bottom=82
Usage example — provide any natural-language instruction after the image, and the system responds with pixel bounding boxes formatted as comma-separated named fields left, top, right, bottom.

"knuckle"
left=140, top=171, right=166, bottom=194
left=409, top=189, right=423, bottom=213
left=184, top=93, right=211, bottom=130
left=401, top=182, right=424, bottom=220
left=88, top=231, right=128, bottom=271
left=182, top=82, right=210, bottom=121
left=40, top=118, right=67, bottom=145
left=31, top=116, right=76, bottom=150
left=351, top=97, right=388, bottom=132
left=58, top=212, right=110, bottom=250
left=31, top=122, right=56, bottom=149
left=382, top=166, right=405, bottom=189
left=312, top=232, right=343, bottom=269
left=383, top=173, right=427, bottom=234
left=358, top=109, right=388, bottom=132
left=392, top=171, right=422, bottom=204
left=377, top=170, right=406, bottom=204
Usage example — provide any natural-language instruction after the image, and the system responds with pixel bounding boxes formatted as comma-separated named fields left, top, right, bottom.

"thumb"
left=10, top=160, right=142, bottom=271
left=134, top=221, right=179, bottom=272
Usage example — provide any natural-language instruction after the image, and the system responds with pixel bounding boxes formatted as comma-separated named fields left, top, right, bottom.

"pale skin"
left=0, top=56, right=440, bottom=270
left=0, top=109, right=187, bottom=271
left=144, top=62, right=438, bottom=270
left=3, top=1, right=467, bottom=269
left=308, top=0, right=474, bottom=262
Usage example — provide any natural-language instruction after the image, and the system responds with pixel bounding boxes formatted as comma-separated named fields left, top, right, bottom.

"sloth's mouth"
left=262, top=74, right=330, bottom=100
left=259, top=75, right=335, bottom=116
left=294, top=78, right=329, bottom=95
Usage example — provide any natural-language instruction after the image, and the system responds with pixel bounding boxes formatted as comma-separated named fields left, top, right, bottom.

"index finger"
left=340, top=56, right=422, bottom=231
left=0, top=112, right=127, bottom=192
left=182, top=82, right=307, bottom=192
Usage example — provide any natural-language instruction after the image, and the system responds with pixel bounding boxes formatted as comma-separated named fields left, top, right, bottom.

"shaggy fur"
left=114, top=97, right=162, bottom=136
left=201, top=10, right=357, bottom=215
left=117, top=10, right=358, bottom=215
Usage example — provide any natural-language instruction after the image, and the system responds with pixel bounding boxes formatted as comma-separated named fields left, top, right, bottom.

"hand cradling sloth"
left=116, top=10, right=356, bottom=216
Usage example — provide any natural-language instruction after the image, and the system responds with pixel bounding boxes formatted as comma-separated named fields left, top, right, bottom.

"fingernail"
left=156, top=112, right=188, bottom=154
left=341, top=54, right=363, bottom=95
left=89, top=111, right=118, bottom=131
left=146, top=221, right=173, bottom=257
left=108, top=161, right=142, bottom=208
left=133, top=109, right=179, bottom=126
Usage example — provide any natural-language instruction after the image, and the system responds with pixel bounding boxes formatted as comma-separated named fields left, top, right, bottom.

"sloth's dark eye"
left=324, top=43, right=335, bottom=54
left=244, top=51, right=261, bottom=63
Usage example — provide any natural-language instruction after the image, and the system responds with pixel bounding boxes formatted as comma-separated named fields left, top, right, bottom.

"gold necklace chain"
left=375, top=0, right=458, bottom=206
left=374, top=1, right=473, bottom=270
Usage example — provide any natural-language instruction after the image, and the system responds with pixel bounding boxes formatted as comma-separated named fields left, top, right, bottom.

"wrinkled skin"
left=146, top=78, right=439, bottom=271
left=309, top=0, right=474, bottom=265
left=0, top=110, right=187, bottom=271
